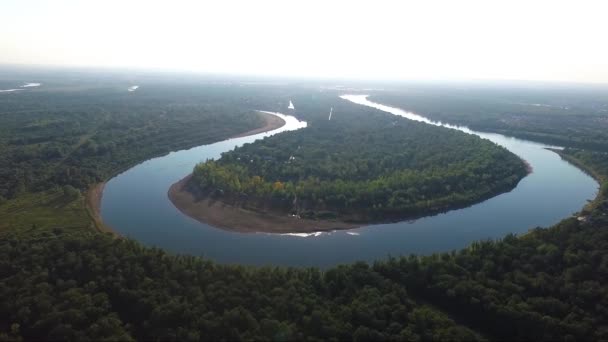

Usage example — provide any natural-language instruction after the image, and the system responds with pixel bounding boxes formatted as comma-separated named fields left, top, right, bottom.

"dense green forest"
left=1, top=72, right=607, bottom=340
left=190, top=97, right=527, bottom=221
left=1, top=149, right=606, bottom=341
left=0, top=82, right=288, bottom=199
left=0, top=229, right=482, bottom=341
left=0, top=75, right=295, bottom=231
left=371, top=85, right=608, bottom=151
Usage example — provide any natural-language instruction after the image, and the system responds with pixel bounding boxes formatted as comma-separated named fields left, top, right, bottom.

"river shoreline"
left=168, top=175, right=359, bottom=233
left=547, top=148, right=605, bottom=213
left=100, top=96, right=598, bottom=265
left=86, top=111, right=286, bottom=235
left=86, top=182, right=114, bottom=233
left=168, top=169, right=530, bottom=234
left=231, top=112, right=285, bottom=138
left=167, top=101, right=535, bottom=234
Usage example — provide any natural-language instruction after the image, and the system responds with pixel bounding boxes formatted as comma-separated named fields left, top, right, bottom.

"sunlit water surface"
left=101, top=98, right=598, bottom=267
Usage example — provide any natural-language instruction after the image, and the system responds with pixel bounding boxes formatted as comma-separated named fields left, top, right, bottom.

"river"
left=101, top=96, right=598, bottom=267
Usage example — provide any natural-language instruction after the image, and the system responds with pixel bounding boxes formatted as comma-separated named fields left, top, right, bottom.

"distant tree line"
left=0, top=83, right=294, bottom=200
left=371, top=88, right=608, bottom=152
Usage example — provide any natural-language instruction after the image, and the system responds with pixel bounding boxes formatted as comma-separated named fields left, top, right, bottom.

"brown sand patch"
left=168, top=175, right=359, bottom=234
left=231, top=112, right=285, bottom=138
left=85, top=182, right=115, bottom=233
left=86, top=111, right=287, bottom=234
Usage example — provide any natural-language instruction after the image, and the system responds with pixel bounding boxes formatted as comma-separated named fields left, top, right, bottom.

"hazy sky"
left=1, top=0, right=607, bottom=83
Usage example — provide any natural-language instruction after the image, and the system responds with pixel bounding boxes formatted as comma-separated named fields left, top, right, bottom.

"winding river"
left=101, top=96, right=598, bottom=267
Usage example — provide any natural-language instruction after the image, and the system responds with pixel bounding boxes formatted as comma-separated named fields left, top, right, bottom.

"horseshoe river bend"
left=100, top=95, right=598, bottom=267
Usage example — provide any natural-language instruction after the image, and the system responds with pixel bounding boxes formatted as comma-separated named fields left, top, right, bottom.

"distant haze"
left=1, top=0, right=607, bottom=83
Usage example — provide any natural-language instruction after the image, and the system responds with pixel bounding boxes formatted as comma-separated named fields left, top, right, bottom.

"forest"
left=190, top=96, right=527, bottom=221
left=370, top=84, right=608, bottom=151
left=0, top=81, right=289, bottom=199
left=1, top=72, right=607, bottom=340
left=1, top=149, right=606, bottom=341
left=0, top=75, right=296, bottom=231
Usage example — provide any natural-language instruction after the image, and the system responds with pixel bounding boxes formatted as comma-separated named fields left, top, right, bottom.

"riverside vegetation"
left=1, top=147, right=607, bottom=340
left=1, top=72, right=607, bottom=340
left=370, top=84, right=608, bottom=151
left=190, top=97, right=527, bottom=222
left=0, top=75, right=292, bottom=231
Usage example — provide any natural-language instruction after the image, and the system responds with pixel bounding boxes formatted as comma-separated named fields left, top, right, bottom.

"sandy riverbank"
left=166, top=110, right=360, bottom=233
left=85, top=111, right=287, bottom=234
left=85, top=182, right=115, bottom=233
left=231, top=112, right=285, bottom=138
left=168, top=175, right=359, bottom=233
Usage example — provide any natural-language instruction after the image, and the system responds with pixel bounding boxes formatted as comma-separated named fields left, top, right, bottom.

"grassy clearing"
left=0, top=189, right=92, bottom=235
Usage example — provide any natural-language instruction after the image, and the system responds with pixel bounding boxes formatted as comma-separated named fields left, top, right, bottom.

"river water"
left=101, top=97, right=598, bottom=267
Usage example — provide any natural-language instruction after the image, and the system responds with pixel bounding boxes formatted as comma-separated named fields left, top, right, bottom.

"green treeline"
left=0, top=82, right=289, bottom=200
left=192, top=98, right=527, bottom=221
left=370, top=86, right=608, bottom=151
left=0, top=229, right=483, bottom=341
left=1, top=147, right=606, bottom=341
left=1, top=74, right=607, bottom=340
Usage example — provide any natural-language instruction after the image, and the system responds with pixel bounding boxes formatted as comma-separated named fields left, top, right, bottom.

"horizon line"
left=1, top=62, right=607, bottom=87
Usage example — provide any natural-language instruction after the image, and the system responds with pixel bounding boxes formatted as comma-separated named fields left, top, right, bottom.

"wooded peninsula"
left=1, top=71, right=607, bottom=340
left=172, top=95, right=528, bottom=232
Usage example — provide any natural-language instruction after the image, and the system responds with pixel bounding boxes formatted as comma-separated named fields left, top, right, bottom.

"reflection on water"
left=1, top=82, right=42, bottom=93
left=102, top=98, right=598, bottom=267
